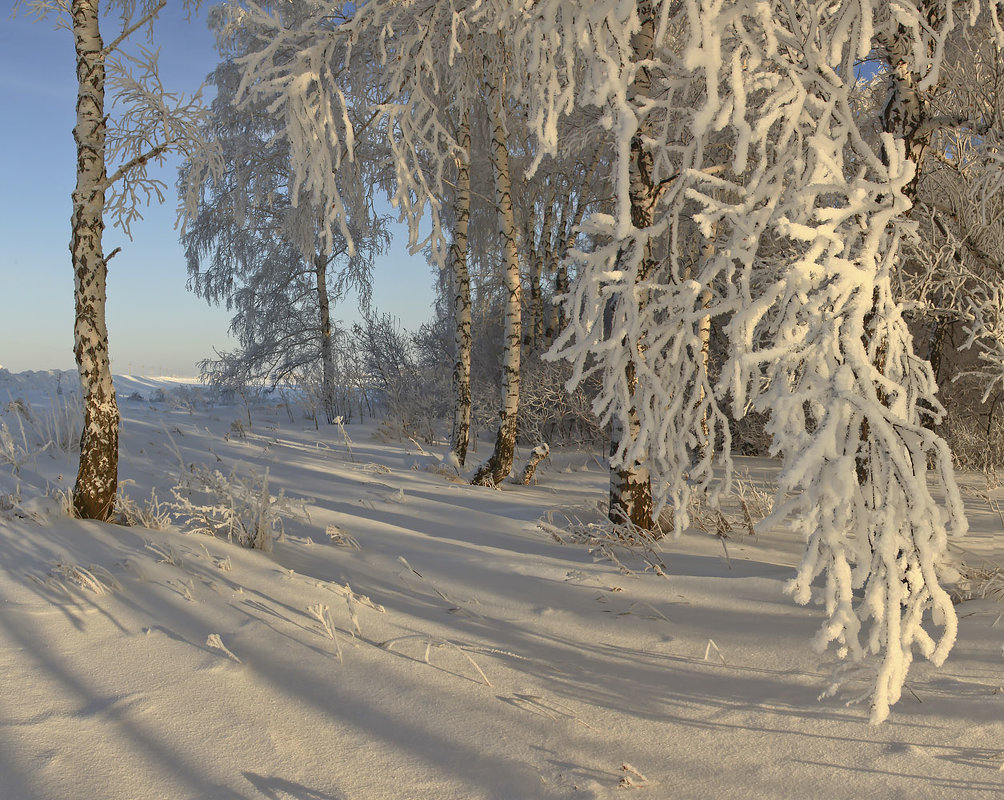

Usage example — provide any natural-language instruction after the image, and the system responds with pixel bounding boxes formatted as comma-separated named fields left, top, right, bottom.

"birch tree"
left=180, top=57, right=385, bottom=418
left=448, top=106, right=474, bottom=465
left=204, top=0, right=1003, bottom=718
left=500, top=0, right=731, bottom=530
left=18, top=0, right=207, bottom=520
left=494, top=0, right=993, bottom=720
left=216, top=0, right=533, bottom=480
left=471, top=44, right=524, bottom=486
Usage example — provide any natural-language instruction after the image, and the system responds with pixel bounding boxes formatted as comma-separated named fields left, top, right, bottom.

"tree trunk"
left=696, top=231, right=716, bottom=455
left=520, top=443, right=550, bottom=485
left=472, top=75, right=522, bottom=487
left=450, top=108, right=473, bottom=466
left=315, top=250, right=337, bottom=424
left=71, top=0, right=119, bottom=521
left=856, top=2, right=941, bottom=475
left=550, top=152, right=600, bottom=344
left=608, top=0, right=656, bottom=529
left=529, top=190, right=555, bottom=351
left=877, top=7, right=941, bottom=202
left=609, top=360, right=653, bottom=528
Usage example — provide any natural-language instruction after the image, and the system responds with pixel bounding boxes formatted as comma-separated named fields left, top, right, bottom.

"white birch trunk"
left=550, top=152, right=600, bottom=343
left=450, top=109, right=473, bottom=466
left=696, top=232, right=715, bottom=454
left=71, top=0, right=119, bottom=521
left=472, top=75, right=522, bottom=486
left=529, top=191, right=555, bottom=351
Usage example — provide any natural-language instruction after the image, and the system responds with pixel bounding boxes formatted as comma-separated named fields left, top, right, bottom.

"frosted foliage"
left=504, top=0, right=976, bottom=721
left=209, top=0, right=990, bottom=720
left=515, top=0, right=736, bottom=530
left=553, top=215, right=732, bottom=533
left=215, top=0, right=480, bottom=269
left=19, top=1, right=209, bottom=238
left=685, top=0, right=967, bottom=723
left=106, top=46, right=209, bottom=236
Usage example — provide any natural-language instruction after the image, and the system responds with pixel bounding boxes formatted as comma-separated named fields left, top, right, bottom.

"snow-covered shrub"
left=518, top=358, right=602, bottom=447
left=732, top=472, right=775, bottom=536
left=728, top=408, right=772, bottom=457
left=168, top=384, right=223, bottom=414
left=952, top=564, right=1004, bottom=603
left=0, top=480, right=21, bottom=518
left=36, top=393, right=82, bottom=456
left=935, top=375, right=1004, bottom=477
left=0, top=419, right=34, bottom=473
left=355, top=313, right=449, bottom=443
left=171, top=462, right=309, bottom=551
left=0, top=393, right=82, bottom=472
left=116, top=485, right=172, bottom=530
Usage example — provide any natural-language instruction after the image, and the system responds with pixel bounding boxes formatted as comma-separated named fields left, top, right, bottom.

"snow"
left=1, top=371, right=1002, bottom=799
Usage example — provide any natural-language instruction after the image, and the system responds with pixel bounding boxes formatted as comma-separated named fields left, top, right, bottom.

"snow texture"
left=0, top=371, right=1001, bottom=799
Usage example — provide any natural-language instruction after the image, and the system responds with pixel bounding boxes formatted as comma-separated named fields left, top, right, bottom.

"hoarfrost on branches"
left=685, top=0, right=969, bottom=723
left=191, top=0, right=1004, bottom=720
left=497, top=0, right=979, bottom=721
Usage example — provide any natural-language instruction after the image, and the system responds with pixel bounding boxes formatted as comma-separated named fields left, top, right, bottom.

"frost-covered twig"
left=325, top=524, right=361, bottom=549
left=50, top=561, right=120, bottom=596
left=205, top=633, right=241, bottom=663
left=541, top=515, right=668, bottom=578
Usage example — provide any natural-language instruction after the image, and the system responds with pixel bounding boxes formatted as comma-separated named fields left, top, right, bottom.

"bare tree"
left=180, top=58, right=385, bottom=416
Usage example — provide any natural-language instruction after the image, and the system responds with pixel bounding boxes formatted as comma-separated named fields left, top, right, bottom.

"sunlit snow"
left=0, top=370, right=1001, bottom=799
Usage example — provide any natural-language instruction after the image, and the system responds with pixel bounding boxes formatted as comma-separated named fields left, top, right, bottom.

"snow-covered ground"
left=1, top=370, right=1002, bottom=799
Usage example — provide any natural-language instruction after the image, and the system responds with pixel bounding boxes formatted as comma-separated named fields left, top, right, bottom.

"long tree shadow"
left=242, top=773, right=345, bottom=800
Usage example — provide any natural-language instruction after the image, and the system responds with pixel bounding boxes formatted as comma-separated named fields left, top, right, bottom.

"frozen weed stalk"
left=116, top=483, right=172, bottom=530
left=49, top=561, right=121, bottom=596
left=0, top=392, right=81, bottom=473
left=171, top=461, right=309, bottom=551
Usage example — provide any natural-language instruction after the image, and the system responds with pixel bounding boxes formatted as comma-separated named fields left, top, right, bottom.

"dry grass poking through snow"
left=954, top=565, right=1004, bottom=602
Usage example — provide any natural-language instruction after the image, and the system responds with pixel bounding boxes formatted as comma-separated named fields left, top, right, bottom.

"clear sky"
left=0, top=4, right=435, bottom=376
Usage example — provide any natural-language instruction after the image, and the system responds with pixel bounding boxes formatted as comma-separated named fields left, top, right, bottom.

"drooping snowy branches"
left=187, top=0, right=1003, bottom=721
left=684, top=0, right=969, bottom=723
left=503, top=0, right=733, bottom=528
left=494, top=0, right=977, bottom=721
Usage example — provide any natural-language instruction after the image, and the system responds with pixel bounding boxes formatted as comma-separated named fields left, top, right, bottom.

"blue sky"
left=0, top=4, right=434, bottom=376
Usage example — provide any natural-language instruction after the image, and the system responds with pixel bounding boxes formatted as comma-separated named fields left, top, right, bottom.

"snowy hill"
left=0, top=372, right=1001, bottom=799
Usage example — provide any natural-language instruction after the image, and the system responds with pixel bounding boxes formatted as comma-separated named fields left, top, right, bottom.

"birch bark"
left=473, top=74, right=522, bottom=486
left=71, top=0, right=119, bottom=520
left=550, top=188, right=588, bottom=341
left=450, top=108, right=473, bottom=466
left=528, top=190, right=556, bottom=351
left=315, top=250, right=337, bottom=424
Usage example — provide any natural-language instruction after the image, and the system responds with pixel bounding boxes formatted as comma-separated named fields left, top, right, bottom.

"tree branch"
left=103, top=142, right=171, bottom=189
left=103, top=0, right=167, bottom=56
